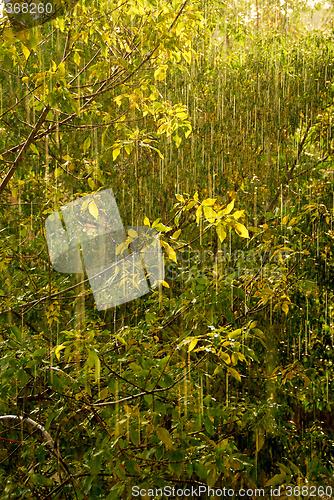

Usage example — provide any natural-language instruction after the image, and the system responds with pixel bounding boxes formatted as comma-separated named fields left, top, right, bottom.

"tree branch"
left=0, top=105, right=50, bottom=196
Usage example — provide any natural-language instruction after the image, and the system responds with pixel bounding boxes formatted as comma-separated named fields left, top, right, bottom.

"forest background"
left=0, top=0, right=334, bottom=498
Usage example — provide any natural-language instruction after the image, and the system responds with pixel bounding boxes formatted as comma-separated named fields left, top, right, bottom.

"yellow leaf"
left=282, top=215, right=289, bottom=225
left=231, top=210, right=244, bottom=220
left=88, top=200, right=99, bottom=220
left=55, top=344, right=66, bottom=361
left=194, top=191, right=199, bottom=201
left=154, top=66, right=167, bottom=81
left=203, top=206, right=217, bottom=221
left=30, top=144, right=39, bottom=155
left=231, top=352, right=238, bottom=365
left=176, top=194, right=185, bottom=203
left=113, top=148, right=120, bottom=161
left=196, top=205, right=202, bottom=224
left=220, top=199, right=235, bottom=215
left=220, top=352, right=231, bottom=364
left=144, top=216, right=150, bottom=227
left=202, top=198, right=216, bottom=206
left=22, top=45, right=30, bottom=60
left=161, top=280, right=169, bottom=288
left=81, top=199, right=89, bottom=211
left=163, top=242, right=177, bottom=263
left=172, top=229, right=181, bottom=239
left=216, top=223, right=227, bottom=243
left=74, top=51, right=81, bottom=65
left=188, top=338, right=198, bottom=352
left=282, top=302, right=289, bottom=315
left=234, top=222, right=249, bottom=238
left=227, top=366, right=241, bottom=382
left=182, top=50, right=192, bottom=64
left=127, top=228, right=138, bottom=238
left=174, top=133, right=181, bottom=148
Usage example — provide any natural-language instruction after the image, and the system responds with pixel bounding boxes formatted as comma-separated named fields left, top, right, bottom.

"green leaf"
left=277, top=463, right=292, bottom=476
left=194, top=461, right=207, bottom=480
left=256, top=431, right=265, bottom=451
left=11, top=326, right=22, bottom=343
left=106, top=484, right=125, bottom=500
left=87, top=350, right=101, bottom=383
left=83, top=137, right=91, bottom=152
left=204, top=416, right=214, bottom=435
left=156, top=427, right=173, bottom=449
left=264, top=473, right=288, bottom=487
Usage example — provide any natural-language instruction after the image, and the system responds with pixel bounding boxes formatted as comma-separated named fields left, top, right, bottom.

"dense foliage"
left=0, top=0, right=333, bottom=498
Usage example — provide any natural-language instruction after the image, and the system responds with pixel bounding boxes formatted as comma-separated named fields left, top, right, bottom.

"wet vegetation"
left=0, top=0, right=333, bottom=498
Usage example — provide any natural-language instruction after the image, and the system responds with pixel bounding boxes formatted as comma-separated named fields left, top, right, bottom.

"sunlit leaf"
left=234, top=222, right=249, bottom=238
left=216, top=223, right=227, bottom=243
left=220, top=199, right=235, bottom=215
left=188, top=338, right=198, bottom=352
left=202, top=198, right=216, bottom=206
left=113, top=148, right=121, bottom=161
